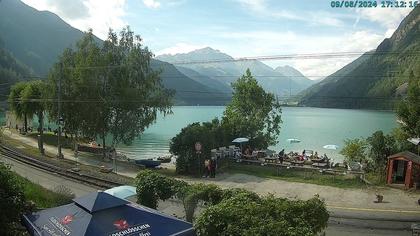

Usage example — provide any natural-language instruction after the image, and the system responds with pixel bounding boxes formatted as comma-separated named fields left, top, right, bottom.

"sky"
left=21, top=0, right=413, bottom=79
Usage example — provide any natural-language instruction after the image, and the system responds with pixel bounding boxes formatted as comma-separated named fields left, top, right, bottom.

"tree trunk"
left=38, top=111, right=44, bottom=155
left=24, top=114, right=28, bottom=132
left=102, top=132, right=106, bottom=160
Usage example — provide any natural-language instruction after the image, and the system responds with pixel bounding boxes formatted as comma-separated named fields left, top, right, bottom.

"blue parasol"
left=23, top=191, right=194, bottom=236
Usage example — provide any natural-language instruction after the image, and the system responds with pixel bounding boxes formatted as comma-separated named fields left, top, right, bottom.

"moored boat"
left=135, top=159, right=161, bottom=168
left=157, top=155, right=172, bottom=163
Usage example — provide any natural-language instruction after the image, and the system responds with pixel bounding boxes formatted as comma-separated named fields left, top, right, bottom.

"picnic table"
left=312, top=162, right=329, bottom=168
left=291, top=160, right=304, bottom=166
left=311, top=158, right=325, bottom=163
left=264, top=157, right=278, bottom=163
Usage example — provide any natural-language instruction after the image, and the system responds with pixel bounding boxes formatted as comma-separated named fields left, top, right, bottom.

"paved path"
left=186, top=173, right=420, bottom=212
left=1, top=152, right=415, bottom=235
left=0, top=154, right=97, bottom=197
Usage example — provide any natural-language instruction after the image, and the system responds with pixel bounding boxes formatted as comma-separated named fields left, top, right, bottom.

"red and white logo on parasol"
left=60, top=215, right=73, bottom=225
left=113, top=219, right=129, bottom=230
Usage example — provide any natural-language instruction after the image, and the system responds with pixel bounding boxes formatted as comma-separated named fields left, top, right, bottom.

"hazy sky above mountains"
left=21, top=0, right=412, bottom=79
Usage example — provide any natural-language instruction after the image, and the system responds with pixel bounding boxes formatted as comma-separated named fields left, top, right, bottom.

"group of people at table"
left=238, top=146, right=330, bottom=165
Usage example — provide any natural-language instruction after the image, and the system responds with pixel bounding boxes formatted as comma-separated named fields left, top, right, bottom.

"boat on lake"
left=157, top=155, right=172, bottom=163
left=135, top=159, right=161, bottom=168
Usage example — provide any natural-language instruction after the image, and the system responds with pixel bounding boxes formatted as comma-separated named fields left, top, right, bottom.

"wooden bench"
left=291, top=160, right=304, bottom=166
left=312, top=162, right=329, bottom=168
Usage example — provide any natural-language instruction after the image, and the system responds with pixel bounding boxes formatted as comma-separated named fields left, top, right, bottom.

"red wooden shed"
left=386, top=151, right=420, bottom=189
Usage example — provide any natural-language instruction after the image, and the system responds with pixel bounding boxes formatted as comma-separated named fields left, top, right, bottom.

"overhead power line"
left=168, top=51, right=419, bottom=65
left=18, top=73, right=406, bottom=80
left=10, top=50, right=417, bottom=72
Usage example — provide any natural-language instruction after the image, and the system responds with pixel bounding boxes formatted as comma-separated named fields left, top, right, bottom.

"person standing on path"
left=210, top=157, right=216, bottom=178
left=203, top=159, right=210, bottom=178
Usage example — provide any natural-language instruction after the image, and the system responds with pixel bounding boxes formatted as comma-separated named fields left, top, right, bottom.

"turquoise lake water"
left=1, top=106, right=397, bottom=162
left=115, top=106, right=397, bottom=162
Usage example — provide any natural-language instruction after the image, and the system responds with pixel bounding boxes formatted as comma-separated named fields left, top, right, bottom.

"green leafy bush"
left=221, top=188, right=260, bottom=202
left=176, top=183, right=223, bottom=222
left=0, top=162, right=27, bottom=235
left=194, top=194, right=329, bottom=236
left=135, top=170, right=184, bottom=209
left=170, top=118, right=229, bottom=175
left=52, top=185, right=75, bottom=206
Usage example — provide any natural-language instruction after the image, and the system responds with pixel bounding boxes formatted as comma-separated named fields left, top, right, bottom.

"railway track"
left=0, top=144, right=122, bottom=189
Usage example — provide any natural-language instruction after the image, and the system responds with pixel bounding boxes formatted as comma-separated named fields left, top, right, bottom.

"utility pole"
left=57, top=63, right=63, bottom=159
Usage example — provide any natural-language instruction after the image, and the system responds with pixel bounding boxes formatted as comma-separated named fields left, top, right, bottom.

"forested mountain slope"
left=300, top=6, right=420, bottom=109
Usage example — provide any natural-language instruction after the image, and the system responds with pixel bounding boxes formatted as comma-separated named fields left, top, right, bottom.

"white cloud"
left=143, top=0, right=161, bottom=8
left=356, top=8, right=412, bottom=38
left=156, top=43, right=207, bottom=55
left=292, top=31, right=384, bottom=79
left=235, top=0, right=349, bottom=27
left=22, top=0, right=127, bottom=39
left=356, top=8, right=412, bottom=29
left=208, top=29, right=385, bottom=78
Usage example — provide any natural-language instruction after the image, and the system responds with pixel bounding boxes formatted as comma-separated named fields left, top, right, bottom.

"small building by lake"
left=386, top=151, right=420, bottom=189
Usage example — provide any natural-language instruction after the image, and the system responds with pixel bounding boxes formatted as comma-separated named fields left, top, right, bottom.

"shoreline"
left=2, top=127, right=420, bottom=213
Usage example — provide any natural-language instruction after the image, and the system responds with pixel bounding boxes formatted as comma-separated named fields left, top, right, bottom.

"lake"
left=0, top=106, right=397, bottom=162
left=115, top=106, right=397, bottom=162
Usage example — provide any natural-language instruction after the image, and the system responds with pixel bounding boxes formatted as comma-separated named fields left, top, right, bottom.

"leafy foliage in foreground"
left=135, top=170, right=185, bottom=209
left=134, top=170, right=329, bottom=234
left=0, top=162, right=27, bottom=235
left=195, top=193, right=329, bottom=236
left=176, top=183, right=224, bottom=222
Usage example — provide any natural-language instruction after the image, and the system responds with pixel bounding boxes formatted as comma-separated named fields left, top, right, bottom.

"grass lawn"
left=13, top=172, right=73, bottom=209
left=224, top=162, right=367, bottom=189
left=1, top=133, right=134, bottom=185
left=26, top=132, right=75, bottom=149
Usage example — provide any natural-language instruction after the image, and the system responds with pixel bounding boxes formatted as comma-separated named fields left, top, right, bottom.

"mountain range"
left=3, top=0, right=416, bottom=109
left=0, top=0, right=313, bottom=106
left=0, top=0, right=230, bottom=105
left=157, top=48, right=315, bottom=97
left=299, top=6, right=420, bottom=109
left=0, top=39, right=32, bottom=102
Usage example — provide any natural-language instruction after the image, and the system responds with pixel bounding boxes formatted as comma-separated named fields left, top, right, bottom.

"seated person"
left=243, top=146, right=252, bottom=158
left=279, top=149, right=285, bottom=157
left=314, top=151, right=319, bottom=159
left=234, top=150, right=242, bottom=159
left=278, top=149, right=285, bottom=164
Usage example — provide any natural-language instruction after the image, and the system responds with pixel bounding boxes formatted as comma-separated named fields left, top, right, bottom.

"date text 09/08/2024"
left=331, top=1, right=418, bottom=8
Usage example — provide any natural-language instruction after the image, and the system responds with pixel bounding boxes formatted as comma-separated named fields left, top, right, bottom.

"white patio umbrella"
left=232, top=138, right=249, bottom=143
left=323, top=145, right=339, bottom=150
left=104, top=186, right=136, bottom=200
left=232, top=137, right=249, bottom=152
left=407, top=138, right=420, bottom=155
left=323, top=144, right=339, bottom=160
left=287, top=138, right=301, bottom=143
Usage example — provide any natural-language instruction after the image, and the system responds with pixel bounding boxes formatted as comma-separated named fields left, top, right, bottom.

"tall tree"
left=340, top=138, right=367, bottom=164
left=222, top=69, right=282, bottom=149
left=46, top=35, right=100, bottom=146
left=47, top=27, right=173, bottom=155
left=367, top=131, right=396, bottom=176
left=8, top=82, right=28, bottom=131
left=21, top=80, right=47, bottom=154
left=397, top=70, right=420, bottom=137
